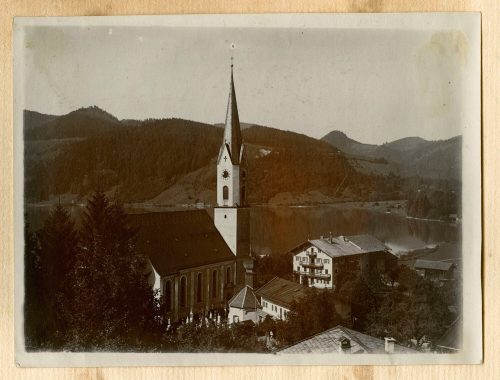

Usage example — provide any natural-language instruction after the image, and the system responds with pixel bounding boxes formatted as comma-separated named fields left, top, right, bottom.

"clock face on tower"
left=222, top=169, right=230, bottom=179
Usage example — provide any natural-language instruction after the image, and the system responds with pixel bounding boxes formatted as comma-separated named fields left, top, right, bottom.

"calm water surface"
left=25, top=204, right=461, bottom=258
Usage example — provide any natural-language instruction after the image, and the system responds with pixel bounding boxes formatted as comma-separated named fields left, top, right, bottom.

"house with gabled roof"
left=414, top=259, right=456, bottom=283
left=278, top=325, right=417, bottom=354
left=227, top=258, right=267, bottom=324
left=290, top=234, right=397, bottom=289
left=255, top=277, right=308, bottom=320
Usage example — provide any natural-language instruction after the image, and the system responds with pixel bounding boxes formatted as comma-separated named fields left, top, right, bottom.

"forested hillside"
left=322, top=131, right=462, bottom=181
left=24, top=107, right=376, bottom=204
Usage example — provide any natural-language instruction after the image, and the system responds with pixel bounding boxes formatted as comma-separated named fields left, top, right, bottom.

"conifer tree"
left=24, top=220, right=42, bottom=349
left=69, top=190, right=157, bottom=350
left=36, top=205, right=79, bottom=348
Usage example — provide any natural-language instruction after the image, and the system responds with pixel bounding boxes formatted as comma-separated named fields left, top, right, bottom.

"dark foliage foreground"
left=24, top=191, right=458, bottom=352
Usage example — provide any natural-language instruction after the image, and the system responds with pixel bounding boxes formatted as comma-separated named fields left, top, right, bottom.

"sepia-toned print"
left=13, top=14, right=481, bottom=366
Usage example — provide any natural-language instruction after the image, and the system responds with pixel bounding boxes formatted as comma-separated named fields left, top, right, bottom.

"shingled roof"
left=290, top=234, right=389, bottom=259
left=414, top=259, right=455, bottom=271
left=129, top=210, right=235, bottom=276
left=436, top=315, right=462, bottom=351
left=278, top=325, right=417, bottom=354
left=255, top=277, right=308, bottom=309
left=229, top=285, right=261, bottom=310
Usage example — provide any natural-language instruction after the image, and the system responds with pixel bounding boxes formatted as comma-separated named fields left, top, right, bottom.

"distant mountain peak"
left=70, top=105, right=119, bottom=123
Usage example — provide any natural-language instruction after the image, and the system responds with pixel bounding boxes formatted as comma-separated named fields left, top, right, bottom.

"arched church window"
left=226, top=267, right=231, bottom=284
left=165, top=280, right=172, bottom=312
left=196, top=273, right=203, bottom=303
left=212, top=270, right=217, bottom=299
left=223, top=186, right=229, bottom=200
left=180, top=276, right=187, bottom=307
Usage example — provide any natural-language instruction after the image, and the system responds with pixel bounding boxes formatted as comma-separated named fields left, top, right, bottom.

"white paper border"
left=13, top=12, right=482, bottom=367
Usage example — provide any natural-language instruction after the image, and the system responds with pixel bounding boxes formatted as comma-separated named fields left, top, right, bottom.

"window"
left=180, top=276, right=187, bottom=307
left=165, top=280, right=172, bottom=312
left=212, top=270, right=217, bottom=299
left=297, top=266, right=300, bottom=272
left=324, top=259, right=330, bottom=264
left=295, top=257, right=299, bottom=261
left=233, top=315, right=239, bottom=323
left=223, top=186, right=229, bottom=200
left=226, top=267, right=231, bottom=284
left=325, top=269, right=329, bottom=274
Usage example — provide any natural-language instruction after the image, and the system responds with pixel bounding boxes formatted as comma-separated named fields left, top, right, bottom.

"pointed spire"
left=222, top=58, right=242, bottom=164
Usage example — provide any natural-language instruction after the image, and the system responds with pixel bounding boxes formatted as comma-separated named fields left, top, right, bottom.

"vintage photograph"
left=14, top=14, right=481, bottom=366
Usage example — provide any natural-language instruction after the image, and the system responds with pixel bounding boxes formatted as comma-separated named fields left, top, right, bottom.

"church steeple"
left=222, top=62, right=242, bottom=165
left=214, top=58, right=251, bottom=282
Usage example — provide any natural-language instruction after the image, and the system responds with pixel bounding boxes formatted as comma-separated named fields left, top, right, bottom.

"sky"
left=19, top=20, right=477, bottom=144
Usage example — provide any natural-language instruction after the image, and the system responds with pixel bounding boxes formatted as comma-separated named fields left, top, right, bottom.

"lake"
left=25, top=203, right=461, bottom=260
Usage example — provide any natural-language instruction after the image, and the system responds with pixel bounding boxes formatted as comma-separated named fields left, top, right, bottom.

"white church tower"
left=214, top=61, right=251, bottom=286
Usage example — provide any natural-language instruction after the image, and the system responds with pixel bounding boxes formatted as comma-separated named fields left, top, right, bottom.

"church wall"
left=214, top=208, right=238, bottom=255
left=159, top=259, right=236, bottom=322
left=231, top=165, right=240, bottom=206
left=216, top=144, right=242, bottom=207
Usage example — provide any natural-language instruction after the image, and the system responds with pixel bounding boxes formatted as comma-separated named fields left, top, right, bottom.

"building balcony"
left=301, top=262, right=324, bottom=269
left=294, top=270, right=331, bottom=280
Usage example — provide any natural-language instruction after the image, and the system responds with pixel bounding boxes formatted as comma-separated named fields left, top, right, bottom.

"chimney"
left=338, top=336, right=351, bottom=354
left=384, top=337, right=396, bottom=354
left=243, top=257, right=255, bottom=288
left=329, top=232, right=333, bottom=243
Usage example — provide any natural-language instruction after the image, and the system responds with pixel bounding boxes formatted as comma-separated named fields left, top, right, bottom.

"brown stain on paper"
left=415, top=30, right=469, bottom=118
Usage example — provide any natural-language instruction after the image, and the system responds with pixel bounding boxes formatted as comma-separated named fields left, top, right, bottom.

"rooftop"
left=291, top=234, right=390, bottom=259
left=129, top=210, right=235, bottom=276
left=255, top=277, right=308, bottom=309
left=436, top=316, right=462, bottom=351
left=278, top=325, right=417, bottom=354
left=414, top=259, right=456, bottom=271
left=229, top=285, right=262, bottom=310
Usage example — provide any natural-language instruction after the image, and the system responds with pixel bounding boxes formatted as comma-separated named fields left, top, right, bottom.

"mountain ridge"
left=321, top=130, right=461, bottom=180
left=24, top=108, right=373, bottom=205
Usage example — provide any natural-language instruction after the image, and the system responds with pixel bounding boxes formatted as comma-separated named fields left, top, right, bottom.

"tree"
left=34, top=205, right=79, bottom=348
left=24, top=220, right=42, bottom=350
left=333, top=259, right=360, bottom=297
left=67, top=190, right=157, bottom=350
left=275, top=288, right=346, bottom=345
left=364, top=268, right=452, bottom=344
left=160, top=321, right=266, bottom=353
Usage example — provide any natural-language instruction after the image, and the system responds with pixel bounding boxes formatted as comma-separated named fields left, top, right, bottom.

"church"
left=131, top=64, right=251, bottom=323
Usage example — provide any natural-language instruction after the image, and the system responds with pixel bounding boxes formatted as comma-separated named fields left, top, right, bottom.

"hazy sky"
left=20, top=21, right=476, bottom=144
